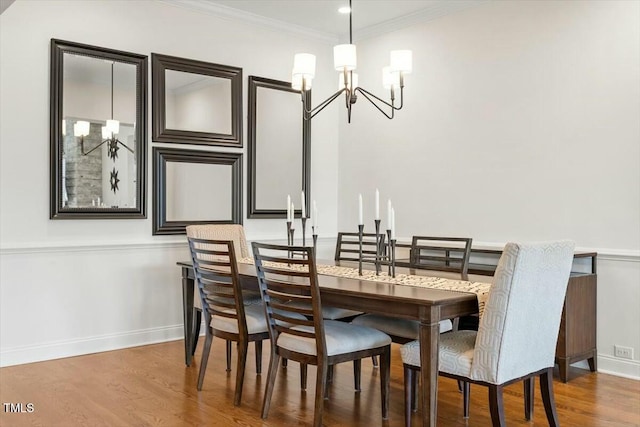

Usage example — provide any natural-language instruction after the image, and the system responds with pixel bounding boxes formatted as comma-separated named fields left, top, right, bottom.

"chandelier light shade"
left=291, top=0, right=412, bottom=122
left=106, top=118, right=120, bottom=135
left=74, top=120, right=90, bottom=137
left=333, top=44, right=357, bottom=70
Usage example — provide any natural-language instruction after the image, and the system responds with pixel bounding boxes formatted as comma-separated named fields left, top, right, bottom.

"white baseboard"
left=0, top=325, right=185, bottom=368
left=596, top=354, right=640, bottom=380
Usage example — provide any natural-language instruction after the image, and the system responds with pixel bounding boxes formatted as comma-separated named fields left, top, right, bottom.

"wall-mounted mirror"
left=152, top=54, right=242, bottom=147
left=153, top=147, right=242, bottom=235
left=247, top=76, right=310, bottom=218
left=50, top=39, right=147, bottom=219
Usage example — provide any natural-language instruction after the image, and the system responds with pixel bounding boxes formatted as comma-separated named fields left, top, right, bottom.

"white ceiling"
left=197, top=0, right=485, bottom=40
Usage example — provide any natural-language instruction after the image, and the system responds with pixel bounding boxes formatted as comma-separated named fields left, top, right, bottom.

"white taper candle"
left=301, top=191, right=306, bottom=218
left=375, top=188, right=380, bottom=220
left=387, top=199, right=392, bottom=230
left=358, top=194, right=363, bottom=225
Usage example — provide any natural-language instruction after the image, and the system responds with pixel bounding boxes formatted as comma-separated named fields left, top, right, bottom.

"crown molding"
left=157, top=0, right=338, bottom=43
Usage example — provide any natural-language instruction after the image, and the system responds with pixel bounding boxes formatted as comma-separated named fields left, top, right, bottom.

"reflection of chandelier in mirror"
left=76, top=62, right=134, bottom=159
left=292, top=0, right=412, bottom=123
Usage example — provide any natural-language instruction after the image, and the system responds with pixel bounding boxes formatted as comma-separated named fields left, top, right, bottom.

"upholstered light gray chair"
left=186, top=224, right=262, bottom=371
left=253, top=242, right=392, bottom=427
left=400, top=241, right=575, bottom=427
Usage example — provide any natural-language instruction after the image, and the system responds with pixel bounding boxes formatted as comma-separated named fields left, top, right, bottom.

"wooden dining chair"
left=186, top=224, right=262, bottom=372
left=351, top=236, right=474, bottom=343
left=252, top=242, right=392, bottom=427
left=400, top=241, right=575, bottom=427
left=334, top=231, right=386, bottom=263
left=410, top=236, right=473, bottom=280
left=187, top=237, right=269, bottom=405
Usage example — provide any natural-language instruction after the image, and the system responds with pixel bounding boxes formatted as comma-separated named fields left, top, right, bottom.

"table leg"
left=182, top=267, right=195, bottom=367
left=419, top=305, right=440, bottom=427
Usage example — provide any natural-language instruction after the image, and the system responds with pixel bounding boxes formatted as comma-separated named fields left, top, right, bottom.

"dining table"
left=177, top=258, right=486, bottom=427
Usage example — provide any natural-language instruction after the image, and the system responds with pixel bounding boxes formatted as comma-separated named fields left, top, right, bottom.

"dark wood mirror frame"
left=151, top=53, right=242, bottom=147
left=50, top=39, right=147, bottom=219
left=152, top=147, right=242, bottom=235
left=247, top=76, right=311, bottom=218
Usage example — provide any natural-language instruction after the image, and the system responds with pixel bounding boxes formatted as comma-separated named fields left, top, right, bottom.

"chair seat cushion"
left=351, top=314, right=452, bottom=339
left=211, top=304, right=268, bottom=335
left=277, top=320, right=391, bottom=357
left=400, top=330, right=478, bottom=378
left=285, top=300, right=362, bottom=320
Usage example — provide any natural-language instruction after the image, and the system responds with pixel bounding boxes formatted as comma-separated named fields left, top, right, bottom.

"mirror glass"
left=51, top=39, right=147, bottom=219
left=164, top=70, right=232, bottom=134
left=165, top=162, right=232, bottom=221
left=152, top=54, right=242, bottom=147
left=248, top=76, right=310, bottom=218
left=153, top=147, right=242, bottom=235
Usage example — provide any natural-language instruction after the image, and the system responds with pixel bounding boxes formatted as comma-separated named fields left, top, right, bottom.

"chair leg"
left=314, top=362, right=329, bottom=427
left=488, top=384, right=506, bottom=427
left=226, top=340, right=232, bottom=372
left=462, top=381, right=470, bottom=419
left=261, top=352, right=280, bottom=419
left=300, top=363, right=308, bottom=390
left=327, top=364, right=334, bottom=383
left=191, top=309, right=201, bottom=356
left=254, top=340, right=262, bottom=374
left=403, top=365, right=414, bottom=427
left=411, top=367, right=418, bottom=412
left=540, top=368, right=560, bottom=427
left=234, top=341, right=248, bottom=406
left=524, top=377, right=535, bottom=420
left=353, top=359, right=362, bottom=392
left=371, top=355, right=378, bottom=367
left=197, top=333, right=213, bottom=391
left=282, top=358, right=288, bottom=368
left=379, top=346, right=390, bottom=420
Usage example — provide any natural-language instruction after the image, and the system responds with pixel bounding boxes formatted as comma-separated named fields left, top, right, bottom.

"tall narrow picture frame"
left=247, top=76, right=311, bottom=218
left=152, top=53, right=242, bottom=147
left=153, top=147, right=242, bottom=235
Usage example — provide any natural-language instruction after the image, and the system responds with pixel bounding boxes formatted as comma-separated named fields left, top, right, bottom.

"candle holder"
left=301, top=217, right=307, bottom=246
left=386, top=229, right=393, bottom=276
left=374, top=219, right=382, bottom=275
left=357, top=223, right=365, bottom=276
left=389, top=238, right=397, bottom=278
left=312, top=225, right=318, bottom=258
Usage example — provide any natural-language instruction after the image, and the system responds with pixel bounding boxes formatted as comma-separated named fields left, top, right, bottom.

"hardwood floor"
left=1, top=339, right=638, bottom=426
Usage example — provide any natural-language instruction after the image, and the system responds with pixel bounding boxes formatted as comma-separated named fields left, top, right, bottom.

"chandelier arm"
left=116, top=138, right=135, bottom=153
left=302, top=89, right=347, bottom=120
left=354, top=88, right=395, bottom=120
left=81, top=138, right=108, bottom=156
left=355, top=86, right=404, bottom=111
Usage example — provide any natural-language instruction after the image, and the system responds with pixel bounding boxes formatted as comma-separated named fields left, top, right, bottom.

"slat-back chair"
left=410, top=236, right=473, bottom=280
left=335, top=231, right=386, bottom=263
left=252, top=242, right=392, bottom=427
left=188, top=237, right=269, bottom=406
left=187, top=224, right=262, bottom=372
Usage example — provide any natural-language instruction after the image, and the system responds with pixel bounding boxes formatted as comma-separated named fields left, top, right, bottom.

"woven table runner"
left=239, top=258, right=491, bottom=318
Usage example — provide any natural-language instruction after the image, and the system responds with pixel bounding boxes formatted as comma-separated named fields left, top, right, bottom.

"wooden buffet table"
left=178, top=260, right=481, bottom=427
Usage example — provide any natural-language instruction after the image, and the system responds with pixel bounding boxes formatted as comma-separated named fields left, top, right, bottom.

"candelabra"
left=357, top=220, right=396, bottom=278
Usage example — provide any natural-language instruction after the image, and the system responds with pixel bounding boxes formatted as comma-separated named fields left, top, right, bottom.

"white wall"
left=338, top=0, right=640, bottom=378
left=0, top=0, right=339, bottom=366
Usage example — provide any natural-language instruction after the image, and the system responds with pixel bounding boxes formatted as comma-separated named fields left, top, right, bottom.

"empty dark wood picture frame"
left=152, top=53, right=242, bottom=147
left=247, top=76, right=310, bottom=218
left=153, top=147, right=242, bottom=235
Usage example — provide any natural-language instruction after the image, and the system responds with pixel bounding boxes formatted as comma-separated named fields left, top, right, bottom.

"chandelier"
left=291, top=0, right=412, bottom=122
left=75, top=62, right=133, bottom=159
